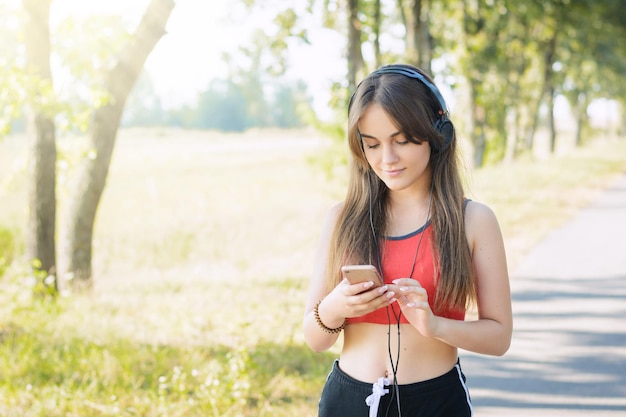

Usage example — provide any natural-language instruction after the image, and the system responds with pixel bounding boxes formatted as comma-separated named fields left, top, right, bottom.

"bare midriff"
left=339, top=322, right=458, bottom=384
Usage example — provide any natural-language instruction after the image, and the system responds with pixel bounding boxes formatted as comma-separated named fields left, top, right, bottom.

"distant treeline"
left=121, top=74, right=311, bottom=132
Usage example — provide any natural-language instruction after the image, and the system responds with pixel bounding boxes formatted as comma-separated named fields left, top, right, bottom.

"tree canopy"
left=234, top=0, right=626, bottom=165
left=3, top=0, right=624, bottom=166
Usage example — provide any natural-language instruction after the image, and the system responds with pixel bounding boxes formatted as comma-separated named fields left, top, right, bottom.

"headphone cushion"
left=433, top=118, right=454, bottom=151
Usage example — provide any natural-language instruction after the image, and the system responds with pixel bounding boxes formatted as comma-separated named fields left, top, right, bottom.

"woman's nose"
left=382, top=144, right=399, bottom=165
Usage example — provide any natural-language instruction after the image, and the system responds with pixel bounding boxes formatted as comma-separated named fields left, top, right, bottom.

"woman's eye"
left=365, top=143, right=379, bottom=149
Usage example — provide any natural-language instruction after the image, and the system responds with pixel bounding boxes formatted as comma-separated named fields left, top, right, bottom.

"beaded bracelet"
left=313, top=300, right=346, bottom=334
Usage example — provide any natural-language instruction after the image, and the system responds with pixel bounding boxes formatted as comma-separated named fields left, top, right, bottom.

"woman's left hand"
left=390, top=278, right=440, bottom=338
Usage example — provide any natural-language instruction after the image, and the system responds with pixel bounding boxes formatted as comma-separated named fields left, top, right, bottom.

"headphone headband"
left=371, top=66, right=448, bottom=114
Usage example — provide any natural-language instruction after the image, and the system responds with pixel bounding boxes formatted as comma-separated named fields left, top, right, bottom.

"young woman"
left=303, top=64, right=512, bottom=417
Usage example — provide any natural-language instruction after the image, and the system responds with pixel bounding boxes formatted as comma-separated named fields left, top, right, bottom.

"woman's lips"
left=383, top=168, right=404, bottom=177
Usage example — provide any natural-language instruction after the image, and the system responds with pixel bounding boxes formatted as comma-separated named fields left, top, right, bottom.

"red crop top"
left=346, top=222, right=465, bottom=325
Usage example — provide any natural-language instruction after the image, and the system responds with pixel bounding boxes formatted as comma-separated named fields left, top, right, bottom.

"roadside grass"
left=0, top=128, right=625, bottom=416
left=0, top=309, right=332, bottom=416
left=470, top=138, right=626, bottom=268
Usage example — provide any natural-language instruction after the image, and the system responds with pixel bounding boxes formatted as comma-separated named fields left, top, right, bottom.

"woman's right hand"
left=322, top=278, right=397, bottom=321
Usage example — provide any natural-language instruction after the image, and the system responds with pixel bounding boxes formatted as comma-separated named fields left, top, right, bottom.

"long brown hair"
left=325, top=64, right=476, bottom=312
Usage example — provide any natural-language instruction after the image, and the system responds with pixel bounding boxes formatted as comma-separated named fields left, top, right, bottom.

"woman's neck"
left=386, top=188, right=433, bottom=237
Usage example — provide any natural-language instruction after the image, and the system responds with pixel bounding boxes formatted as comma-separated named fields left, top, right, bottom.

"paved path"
left=463, top=173, right=626, bottom=416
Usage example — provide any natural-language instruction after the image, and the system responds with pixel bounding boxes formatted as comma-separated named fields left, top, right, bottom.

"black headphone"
left=362, top=65, right=455, bottom=152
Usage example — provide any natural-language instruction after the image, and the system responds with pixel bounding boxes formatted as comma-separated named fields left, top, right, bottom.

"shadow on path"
left=463, top=274, right=626, bottom=412
left=462, top=174, right=626, bottom=415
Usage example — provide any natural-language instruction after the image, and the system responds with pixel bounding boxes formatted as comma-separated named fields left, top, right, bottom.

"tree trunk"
left=61, top=0, right=175, bottom=291
left=571, top=91, right=590, bottom=147
left=469, top=79, right=486, bottom=167
left=547, top=85, right=556, bottom=153
left=397, top=0, right=409, bottom=50
left=347, top=0, right=364, bottom=91
left=525, top=89, right=542, bottom=150
left=23, top=0, right=58, bottom=295
left=504, top=108, right=517, bottom=163
left=461, top=0, right=487, bottom=168
left=412, top=0, right=431, bottom=74
left=399, top=0, right=417, bottom=64
left=373, top=0, right=382, bottom=68
left=544, top=32, right=558, bottom=154
left=398, top=0, right=432, bottom=73
left=617, top=101, right=626, bottom=137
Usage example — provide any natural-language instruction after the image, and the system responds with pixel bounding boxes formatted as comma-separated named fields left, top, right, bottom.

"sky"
left=151, top=0, right=345, bottom=111
left=49, top=0, right=346, bottom=117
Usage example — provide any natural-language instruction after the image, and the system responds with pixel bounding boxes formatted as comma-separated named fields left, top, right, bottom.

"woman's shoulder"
left=464, top=198, right=499, bottom=222
left=330, top=201, right=344, bottom=213
left=463, top=199, right=502, bottom=240
left=327, top=201, right=344, bottom=219
left=464, top=199, right=495, bottom=216
left=320, top=201, right=344, bottom=230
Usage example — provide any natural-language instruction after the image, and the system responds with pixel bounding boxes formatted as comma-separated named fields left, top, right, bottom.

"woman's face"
left=358, top=103, right=432, bottom=193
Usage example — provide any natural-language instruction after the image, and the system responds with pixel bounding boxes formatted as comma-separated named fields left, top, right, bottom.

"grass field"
left=1, top=127, right=625, bottom=416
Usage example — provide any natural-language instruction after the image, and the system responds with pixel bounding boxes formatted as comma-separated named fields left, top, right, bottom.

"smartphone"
left=341, top=264, right=383, bottom=288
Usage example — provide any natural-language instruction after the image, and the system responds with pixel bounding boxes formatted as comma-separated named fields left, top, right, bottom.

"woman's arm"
left=394, top=201, right=513, bottom=355
left=303, top=204, right=345, bottom=352
left=456, top=201, right=513, bottom=355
